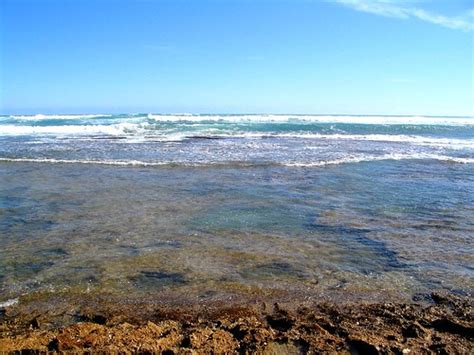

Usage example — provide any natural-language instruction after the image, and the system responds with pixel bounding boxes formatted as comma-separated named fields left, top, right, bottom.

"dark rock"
left=47, top=338, right=59, bottom=352
left=30, top=317, right=40, bottom=329
left=229, top=324, right=247, bottom=341
left=180, top=335, right=191, bottom=348
left=77, top=313, right=107, bottom=325
left=431, top=318, right=473, bottom=338
left=402, top=323, right=425, bottom=338
left=412, top=293, right=434, bottom=303
left=266, top=311, right=294, bottom=332
left=348, top=339, right=380, bottom=355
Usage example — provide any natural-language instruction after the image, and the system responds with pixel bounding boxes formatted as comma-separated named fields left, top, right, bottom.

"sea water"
left=0, top=114, right=473, bottom=304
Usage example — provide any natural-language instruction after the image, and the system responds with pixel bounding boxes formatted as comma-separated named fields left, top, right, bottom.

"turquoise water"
left=0, top=114, right=473, bottom=305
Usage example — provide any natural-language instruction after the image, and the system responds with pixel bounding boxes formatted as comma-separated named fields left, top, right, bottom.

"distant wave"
left=0, top=123, right=136, bottom=136
left=4, top=114, right=112, bottom=120
left=147, top=114, right=474, bottom=126
left=1, top=153, right=472, bottom=167
left=2, top=113, right=472, bottom=125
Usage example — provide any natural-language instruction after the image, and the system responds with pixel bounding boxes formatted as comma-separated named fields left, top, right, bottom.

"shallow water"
left=0, top=114, right=473, bottom=304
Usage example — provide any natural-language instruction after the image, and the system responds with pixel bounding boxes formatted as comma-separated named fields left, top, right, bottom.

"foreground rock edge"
left=0, top=292, right=472, bottom=354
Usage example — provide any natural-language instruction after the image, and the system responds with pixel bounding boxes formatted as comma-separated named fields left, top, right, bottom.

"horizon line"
left=1, top=112, right=474, bottom=118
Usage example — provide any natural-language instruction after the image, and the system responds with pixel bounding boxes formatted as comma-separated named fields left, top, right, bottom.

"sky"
left=0, top=0, right=473, bottom=115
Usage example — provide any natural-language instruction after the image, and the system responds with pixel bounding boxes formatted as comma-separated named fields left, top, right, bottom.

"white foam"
left=1, top=122, right=473, bottom=150
left=0, top=298, right=19, bottom=308
left=0, top=157, right=171, bottom=166
left=162, top=132, right=473, bottom=150
left=283, top=153, right=474, bottom=167
left=222, top=133, right=474, bottom=149
left=1, top=153, right=472, bottom=167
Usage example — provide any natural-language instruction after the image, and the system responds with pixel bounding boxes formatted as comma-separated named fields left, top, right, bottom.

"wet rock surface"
left=0, top=292, right=472, bottom=353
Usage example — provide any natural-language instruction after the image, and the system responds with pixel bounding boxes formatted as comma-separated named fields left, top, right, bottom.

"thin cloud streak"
left=332, top=0, right=474, bottom=31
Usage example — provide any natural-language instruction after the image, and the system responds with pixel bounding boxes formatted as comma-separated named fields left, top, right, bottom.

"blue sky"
left=1, top=0, right=473, bottom=115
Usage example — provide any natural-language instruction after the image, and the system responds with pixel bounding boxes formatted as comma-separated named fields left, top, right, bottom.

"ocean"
left=0, top=113, right=473, bottom=305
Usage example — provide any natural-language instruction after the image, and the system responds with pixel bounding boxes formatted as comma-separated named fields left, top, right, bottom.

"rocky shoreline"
left=0, top=292, right=472, bottom=353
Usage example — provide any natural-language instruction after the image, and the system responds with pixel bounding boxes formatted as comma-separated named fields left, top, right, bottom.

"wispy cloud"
left=331, top=0, right=474, bottom=31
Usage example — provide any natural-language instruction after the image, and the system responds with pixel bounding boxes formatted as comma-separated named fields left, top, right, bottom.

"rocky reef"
left=0, top=292, right=472, bottom=353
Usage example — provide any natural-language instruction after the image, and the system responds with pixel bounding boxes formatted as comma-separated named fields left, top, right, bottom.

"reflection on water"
left=0, top=160, right=473, bottom=305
